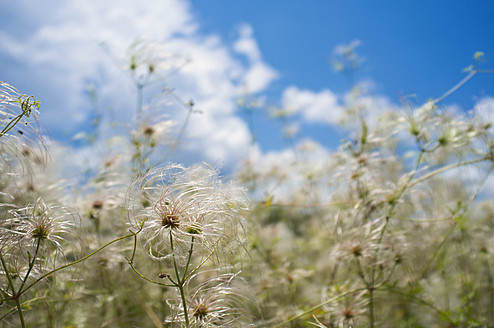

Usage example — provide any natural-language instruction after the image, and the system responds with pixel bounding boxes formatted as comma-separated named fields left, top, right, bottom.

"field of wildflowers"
left=0, top=41, right=493, bottom=328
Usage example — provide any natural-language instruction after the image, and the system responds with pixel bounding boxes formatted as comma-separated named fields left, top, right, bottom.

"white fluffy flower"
left=126, top=163, right=248, bottom=260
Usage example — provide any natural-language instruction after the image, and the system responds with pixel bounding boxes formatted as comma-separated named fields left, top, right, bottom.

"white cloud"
left=281, top=86, right=344, bottom=125
left=233, top=23, right=278, bottom=93
left=233, top=24, right=261, bottom=62
left=280, top=80, right=400, bottom=130
left=243, top=62, right=278, bottom=93
left=0, top=0, right=277, bottom=169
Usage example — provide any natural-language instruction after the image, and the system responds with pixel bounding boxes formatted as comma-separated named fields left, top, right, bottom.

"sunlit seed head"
left=31, top=225, right=49, bottom=240
left=130, top=56, right=137, bottom=71
left=438, top=135, right=448, bottom=146
left=143, top=126, right=155, bottom=136
left=342, top=307, right=355, bottom=320
left=186, top=225, right=202, bottom=235
left=410, top=125, right=420, bottom=136
left=394, top=253, right=403, bottom=264
left=162, top=214, right=180, bottom=229
left=92, top=200, right=104, bottom=210
left=26, top=183, right=36, bottom=192
left=192, top=302, right=209, bottom=321
left=127, top=163, right=249, bottom=260
left=350, top=243, right=363, bottom=257
left=21, top=148, right=31, bottom=157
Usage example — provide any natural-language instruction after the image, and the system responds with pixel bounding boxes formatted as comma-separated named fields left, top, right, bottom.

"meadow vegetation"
left=0, top=41, right=493, bottom=327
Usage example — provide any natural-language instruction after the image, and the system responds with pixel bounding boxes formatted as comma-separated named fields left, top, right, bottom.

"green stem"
left=419, top=222, right=457, bottom=282
left=0, top=252, right=25, bottom=327
left=19, top=232, right=135, bottom=297
left=125, top=230, right=175, bottom=287
left=486, top=255, right=494, bottom=324
left=433, top=70, right=476, bottom=104
left=407, top=158, right=487, bottom=190
left=178, top=283, right=189, bottom=327
left=0, top=253, right=16, bottom=296
left=0, top=307, right=17, bottom=321
left=183, top=245, right=217, bottom=283
left=127, top=261, right=175, bottom=287
left=169, top=230, right=189, bottom=327
left=354, top=257, right=368, bottom=285
left=368, top=288, right=375, bottom=328
left=382, top=286, right=455, bottom=324
left=13, top=296, right=25, bottom=328
left=0, top=114, right=23, bottom=137
left=18, top=238, right=41, bottom=293
left=181, top=237, right=195, bottom=282
left=272, top=288, right=367, bottom=328
left=368, top=148, right=425, bottom=326
left=418, top=164, right=493, bottom=282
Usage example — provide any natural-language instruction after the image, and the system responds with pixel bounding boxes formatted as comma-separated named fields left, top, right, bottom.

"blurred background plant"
left=0, top=38, right=493, bottom=328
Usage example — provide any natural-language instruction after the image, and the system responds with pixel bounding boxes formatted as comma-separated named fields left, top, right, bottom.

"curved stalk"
left=0, top=252, right=25, bottom=327
left=181, top=237, right=195, bottom=282
left=272, top=288, right=367, bottom=328
left=169, top=230, right=189, bottom=327
left=18, top=238, right=41, bottom=293
left=20, top=232, right=135, bottom=297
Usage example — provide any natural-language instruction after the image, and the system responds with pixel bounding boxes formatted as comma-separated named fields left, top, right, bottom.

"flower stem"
left=126, top=231, right=175, bottom=287
left=0, top=252, right=26, bottom=327
left=178, top=283, right=189, bottom=327
left=273, top=288, right=367, bottom=328
left=181, top=237, right=195, bottom=282
left=18, top=238, right=41, bottom=293
left=368, top=147, right=425, bottom=326
left=19, top=232, right=135, bottom=298
left=13, top=296, right=25, bottom=328
left=170, top=230, right=189, bottom=327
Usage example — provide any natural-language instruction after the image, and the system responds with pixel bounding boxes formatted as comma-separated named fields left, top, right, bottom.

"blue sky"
left=192, top=1, right=494, bottom=96
left=1, top=0, right=493, bottom=170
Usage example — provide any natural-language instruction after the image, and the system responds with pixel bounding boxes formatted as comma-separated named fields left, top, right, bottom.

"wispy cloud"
left=0, top=0, right=276, bottom=168
left=281, top=86, right=344, bottom=125
left=233, top=23, right=279, bottom=93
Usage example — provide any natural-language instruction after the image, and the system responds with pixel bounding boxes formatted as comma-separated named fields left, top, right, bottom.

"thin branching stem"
left=181, top=236, right=195, bottom=282
left=13, top=297, right=25, bottom=328
left=433, top=70, right=476, bottom=105
left=126, top=229, right=175, bottom=287
left=128, top=262, right=175, bottom=288
left=407, top=157, right=488, bottom=189
left=183, top=245, right=217, bottom=283
left=419, top=164, right=494, bottom=281
left=19, top=232, right=136, bottom=297
left=0, top=252, right=25, bottom=327
left=0, top=253, right=16, bottom=297
left=0, top=306, right=17, bottom=322
left=18, top=238, right=41, bottom=293
left=366, top=146, right=425, bottom=326
left=169, top=230, right=189, bottom=327
left=272, top=288, right=367, bottom=328
left=381, top=286, right=456, bottom=324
